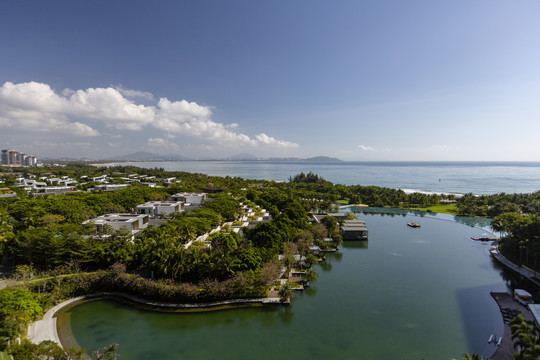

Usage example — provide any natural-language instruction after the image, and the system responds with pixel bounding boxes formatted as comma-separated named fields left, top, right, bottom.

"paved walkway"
left=27, top=292, right=281, bottom=348
left=488, top=242, right=540, bottom=359
left=490, top=241, right=540, bottom=286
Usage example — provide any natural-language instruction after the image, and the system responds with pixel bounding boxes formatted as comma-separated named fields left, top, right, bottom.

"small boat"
left=407, top=222, right=421, bottom=228
left=497, top=337, right=502, bottom=346
left=488, top=334, right=494, bottom=343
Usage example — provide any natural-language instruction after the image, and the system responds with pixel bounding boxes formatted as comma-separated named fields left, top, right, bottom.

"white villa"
left=136, top=201, right=184, bottom=217
left=82, top=213, right=150, bottom=239
left=171, top=192, right=208, bottom=205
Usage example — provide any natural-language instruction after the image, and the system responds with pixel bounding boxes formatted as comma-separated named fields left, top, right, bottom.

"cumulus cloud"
left=115, top=85, right=154, bottom=100
left=54, top=122, right=100, bottom=136
left=147, top=137, right=178, bottom=148
left=357, top=144, right=375, bottom=151
left=0, top=81, right=299, bottom=149
left=69, top=87, right=154, bottom=130
left=255, top=133, right=299, bottom=148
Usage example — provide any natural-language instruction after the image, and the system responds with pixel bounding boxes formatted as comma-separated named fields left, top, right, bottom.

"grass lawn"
left=400, top=203, right=458, bottom=215
left=0, top=351, right=11, bottom=360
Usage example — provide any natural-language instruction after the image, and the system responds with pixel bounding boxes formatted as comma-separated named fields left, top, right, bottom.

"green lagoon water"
left=59, top=212, right=519, bottom=359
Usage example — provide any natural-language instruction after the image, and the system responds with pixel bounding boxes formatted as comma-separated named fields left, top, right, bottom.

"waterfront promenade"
left=490, top=241, right=540, bottom=286
left=489, top=241, right=539, bottom=360
left=27, top=292, right=281, bottom=348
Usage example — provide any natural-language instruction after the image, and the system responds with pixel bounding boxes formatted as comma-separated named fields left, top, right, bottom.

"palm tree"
left=461, top=353, right=482, bottom=360
left=510, top=314, right=540, bottom=360
left=279, top=283, right=294, bottom=303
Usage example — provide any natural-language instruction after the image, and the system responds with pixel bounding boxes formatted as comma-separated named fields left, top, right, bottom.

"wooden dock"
left=489, top=292, right=535, bottom=360
left=471, top=236, right=500, bottom=241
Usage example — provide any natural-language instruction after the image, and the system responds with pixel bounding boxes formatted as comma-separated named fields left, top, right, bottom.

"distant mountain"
left=304, top=156, right=342, bottom=162
left=227, top=153, right=258, bottom=161
left=269, top=156, right=342, bottom=162
left=104, top=152, right=192, bottom=161
left=164, top=153, right=193, bottom=161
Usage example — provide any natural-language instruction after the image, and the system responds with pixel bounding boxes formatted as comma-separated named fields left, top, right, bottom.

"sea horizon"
left=102, top=160, right=540, bottom=196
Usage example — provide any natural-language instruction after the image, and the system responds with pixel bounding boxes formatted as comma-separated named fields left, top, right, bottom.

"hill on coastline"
left=104, top=152, right=192, bottom=161
left=101, top=152, right=342, bottom=162
left=304, top=156, right=342, bottom=162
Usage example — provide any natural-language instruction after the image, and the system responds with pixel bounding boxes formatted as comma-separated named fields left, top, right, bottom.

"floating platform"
left=471, top=237, right=500, bottom=241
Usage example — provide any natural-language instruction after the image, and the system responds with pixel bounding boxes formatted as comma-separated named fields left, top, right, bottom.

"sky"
left=1, top=1, right=539, bottom=161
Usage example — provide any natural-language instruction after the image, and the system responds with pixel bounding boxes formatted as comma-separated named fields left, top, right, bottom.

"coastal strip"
left=27, top=292, right=281, bottom=348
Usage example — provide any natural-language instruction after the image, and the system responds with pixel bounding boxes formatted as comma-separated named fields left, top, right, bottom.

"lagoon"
left=58, top=211, right=521, bottom=359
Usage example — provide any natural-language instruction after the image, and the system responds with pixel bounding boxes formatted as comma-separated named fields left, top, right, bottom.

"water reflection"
left=65, top=213, right=531, bottom=360
left=342, top=241, right=368, bottom=250
left=303, top=285, right=318, bottom=297
left=455, top=284, right=505, bottom=358
left=342, top=206, right=494, bottom=232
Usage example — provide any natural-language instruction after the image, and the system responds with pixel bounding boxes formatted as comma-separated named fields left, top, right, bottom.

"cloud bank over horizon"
left=0, top=81, right=298, bottom=157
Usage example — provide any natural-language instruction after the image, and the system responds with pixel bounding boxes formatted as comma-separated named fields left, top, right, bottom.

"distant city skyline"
left=1, top=1, right=539, bottom=161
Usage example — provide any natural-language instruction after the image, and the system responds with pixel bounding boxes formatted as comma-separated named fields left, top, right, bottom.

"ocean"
left=113, top=161, right=540, bottom=196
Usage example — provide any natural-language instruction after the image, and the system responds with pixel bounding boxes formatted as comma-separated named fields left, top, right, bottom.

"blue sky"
left=1, top=1, right=539, bottom=160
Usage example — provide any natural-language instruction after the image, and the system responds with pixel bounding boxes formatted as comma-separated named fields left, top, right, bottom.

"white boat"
left=514, top=289, right=533, bottom=306
left=488, top=334, right=494, bottom=343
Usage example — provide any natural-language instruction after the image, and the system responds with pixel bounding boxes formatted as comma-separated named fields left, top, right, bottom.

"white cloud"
left=69, top=87, right=154, bottom=130
left=255, top=133, right=299, bottom=148
left=0, top=81, right=299, bottom=149
left=27, top=141, right=93, bottom=149
left=115, top=85, right=154, bottom=100
left=54, top=122, right=100, bottom=136
left=147, top=137, right=178, bottom=148
left=357, top=144, right=375, bottom=151
left=0, top=81, right=100, bottom=136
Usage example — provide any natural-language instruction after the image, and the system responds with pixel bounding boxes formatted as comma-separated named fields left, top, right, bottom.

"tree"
left=303, top=268, right=318, bottom=282
left=0, top=216, right=14, bottom=256
left=311, top=223, right=328, bottom=241
left=279, top=283, right=295, bottom=303
left=9, top=340, right=85, bottom=360
left=0, top=288, right=43, bottom=339
left=510, top=314, right=540, bottom=360
left=460, top=354, right=482, bottom=360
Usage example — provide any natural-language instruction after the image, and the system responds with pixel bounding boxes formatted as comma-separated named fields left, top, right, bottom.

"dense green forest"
left=1, top=164, right=540, bottom=358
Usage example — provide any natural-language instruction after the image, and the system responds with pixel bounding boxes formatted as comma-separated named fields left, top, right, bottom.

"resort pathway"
left=27, top=296, right=86, bottom=347
left=490, top=242, right=540, bottom=286
left=27, top=292, right=282, bottom=347
left=489, top=292, right=534, bottom=360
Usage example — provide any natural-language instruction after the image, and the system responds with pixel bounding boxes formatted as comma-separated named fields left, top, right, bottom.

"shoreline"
left=489, top=292, right=535, bottom=360
left=24, top=214, right=529, bottom=357
left=487, top=241, right=540, bottom=359
left=27, top=292, right=282, bottom=349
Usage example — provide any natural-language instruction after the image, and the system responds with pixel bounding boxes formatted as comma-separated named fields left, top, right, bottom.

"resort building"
left=88, top=184, right=131, bottom=192
left=0, top=188, right=16, bottom=199
left=340, top=219, right=368, bottom=240
left=1, top=149, right=37, bottom=166
left=171, top=192, right=208, bottom=205
left=33, top=186, right=78, bottom=196
left=82, top=213, right=150, bottom=239
left=136, top=201, right=184, bottom=217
